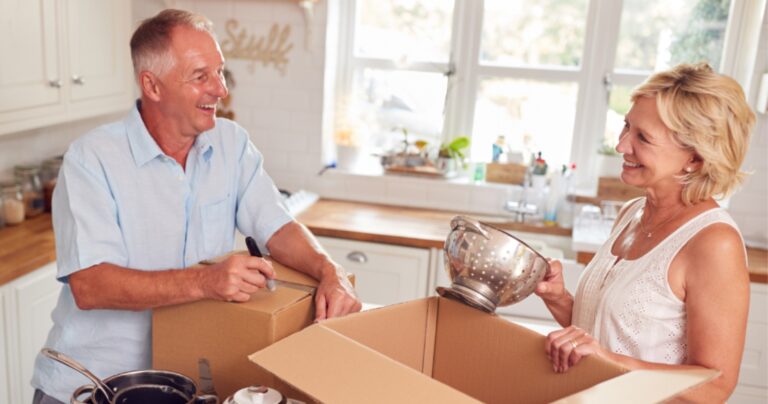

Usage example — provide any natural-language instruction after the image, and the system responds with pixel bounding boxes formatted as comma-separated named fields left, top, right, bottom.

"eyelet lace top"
left=571, top=197, right=742, bottom=364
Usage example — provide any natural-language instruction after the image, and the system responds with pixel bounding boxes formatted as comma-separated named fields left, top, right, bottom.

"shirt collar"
left=126, top=100, right=165, bottom=167
left=125, top=100, right=215, bottom=166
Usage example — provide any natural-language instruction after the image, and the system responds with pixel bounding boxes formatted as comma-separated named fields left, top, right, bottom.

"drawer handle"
left=346, top=251, right=368, bottom=264
left=48, top=79, right=62, bottom=88
left=72, top=75, right=85, bottom=85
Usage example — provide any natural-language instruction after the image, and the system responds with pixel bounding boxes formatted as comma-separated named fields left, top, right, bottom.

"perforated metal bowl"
left=437, top=216, right=550, bottom=313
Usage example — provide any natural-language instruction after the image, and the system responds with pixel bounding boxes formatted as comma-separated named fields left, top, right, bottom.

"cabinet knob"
left=71, top=75, right=85, bottom=85
left=48, top=79, right=62, bottom=88
left=346, top=251, right=368, bottom=264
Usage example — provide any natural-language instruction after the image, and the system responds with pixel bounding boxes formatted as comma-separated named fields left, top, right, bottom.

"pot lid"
left=225, top=386, right=283, bottom=404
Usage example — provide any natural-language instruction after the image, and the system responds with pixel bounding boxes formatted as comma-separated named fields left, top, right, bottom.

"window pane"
left=472, top=79, right=578, bottom=168
left=614, top=0, right=731, bottom=71
left=354, top=0, right=454, bottom=63
left=603, top=85, right=634, bottom=154
left=343, top=68, right=447, bottom=152
left=481, top=0, right=590, bottom=67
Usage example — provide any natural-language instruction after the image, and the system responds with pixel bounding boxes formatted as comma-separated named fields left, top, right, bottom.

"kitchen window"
left=333, top=0, right=762, bottom=188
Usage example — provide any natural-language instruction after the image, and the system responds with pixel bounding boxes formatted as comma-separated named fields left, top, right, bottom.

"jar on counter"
left=14, top=165, right=45, bottom=218
left=1, top=181, right=25, bottom=225
left=41, top=156, right=63, bottom=212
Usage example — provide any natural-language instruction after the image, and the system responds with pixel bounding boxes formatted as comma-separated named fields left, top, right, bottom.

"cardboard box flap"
left=321, top=298, right=438, bottom=373
left=553, top=368, right=720, bottom=403
left=432, top=297, right=628, bottom=403
left=249, top=324, right=480, bottom=403
left=237, top=286, right=312, bottom=315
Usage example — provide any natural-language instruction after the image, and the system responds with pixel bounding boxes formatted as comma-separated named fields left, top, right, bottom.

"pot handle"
left=194, top=394, right=220, bottom=404
left=450, top=216, right=489, bottom=239
left=70, top=384, right=94, bottom=404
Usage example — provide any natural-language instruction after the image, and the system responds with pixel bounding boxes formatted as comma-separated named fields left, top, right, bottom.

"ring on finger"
left=570, top=339, right=579, bottom=349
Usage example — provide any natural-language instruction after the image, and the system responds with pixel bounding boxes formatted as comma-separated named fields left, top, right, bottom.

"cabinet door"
left=4, top=262, right=60, bottom=404
left=0, top=0, right=62, bottom=115
left=317, top=237, right=430, bottom=306
left=0, top=291, right=9, bottom=404
left=66, top=0, right=131, bottom=104
left=730, top=384, right=768, bottom=404
left=738, top=283, right=768, bottom=391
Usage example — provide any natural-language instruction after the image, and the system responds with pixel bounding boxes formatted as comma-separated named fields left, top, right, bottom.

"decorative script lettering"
left=220, top=19, right=293, bottom=75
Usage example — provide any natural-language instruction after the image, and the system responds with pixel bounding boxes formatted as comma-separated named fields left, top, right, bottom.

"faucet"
left=503, top=168, right=539, bottom=222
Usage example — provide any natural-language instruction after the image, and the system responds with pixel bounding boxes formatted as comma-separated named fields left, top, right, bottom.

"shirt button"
left=178, top=175, right=184, bottom=181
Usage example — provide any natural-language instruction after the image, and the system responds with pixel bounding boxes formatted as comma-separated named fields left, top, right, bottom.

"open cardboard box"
left=249, top=296, right=718, bottom=403
left=153, top=254, right=343, bottom=401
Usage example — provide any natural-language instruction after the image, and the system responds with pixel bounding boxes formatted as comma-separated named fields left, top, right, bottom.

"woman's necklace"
left=637, top=206, right=685, bottom=238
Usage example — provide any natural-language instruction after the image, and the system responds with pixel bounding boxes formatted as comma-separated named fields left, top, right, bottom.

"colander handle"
left=450, top=216, right=489, bottom=239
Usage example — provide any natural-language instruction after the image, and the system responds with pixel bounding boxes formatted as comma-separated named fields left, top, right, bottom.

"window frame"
left=334, top=0, right=763, bottom=191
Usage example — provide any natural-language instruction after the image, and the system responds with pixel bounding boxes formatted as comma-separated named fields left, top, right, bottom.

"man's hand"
left=199, top=255, right=275, bottom=302
left=314, top=269, right=362, bottom=321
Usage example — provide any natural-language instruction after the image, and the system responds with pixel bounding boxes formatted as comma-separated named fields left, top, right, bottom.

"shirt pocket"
left=201, top=196, right=233, bottom=256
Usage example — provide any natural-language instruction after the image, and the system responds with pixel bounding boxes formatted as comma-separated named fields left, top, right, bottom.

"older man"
left=31, top=9, right=360, bottom=403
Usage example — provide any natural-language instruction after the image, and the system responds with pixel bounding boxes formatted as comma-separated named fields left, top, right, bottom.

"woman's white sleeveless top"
left=572, top=198, right=741, bottom=364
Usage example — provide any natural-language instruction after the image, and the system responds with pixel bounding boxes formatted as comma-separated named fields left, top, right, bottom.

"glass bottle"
left=14, top=165, right=45, bottom=218
left=41, top=156, right=63, bottom=212
left=1, top=181, right=25, bottom=225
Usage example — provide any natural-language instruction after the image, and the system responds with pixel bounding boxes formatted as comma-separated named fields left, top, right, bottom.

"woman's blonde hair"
left=631, top=62, right=755, bottom=204
left=130, top=9, right=214, bottom=79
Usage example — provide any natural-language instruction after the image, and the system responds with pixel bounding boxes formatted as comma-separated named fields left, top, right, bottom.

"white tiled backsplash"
left=1, top=0, right=765, bottom=248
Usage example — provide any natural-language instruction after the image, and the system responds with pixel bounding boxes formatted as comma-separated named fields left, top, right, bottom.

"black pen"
left=245, top=236, right=276, bottom=291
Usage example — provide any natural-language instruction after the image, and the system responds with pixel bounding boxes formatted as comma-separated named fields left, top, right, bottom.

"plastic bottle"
left=556, top=163, right=577, bottom=229
left=492, top=136, right=507, bottom=163
left=544, top=170, right=562, bottom=226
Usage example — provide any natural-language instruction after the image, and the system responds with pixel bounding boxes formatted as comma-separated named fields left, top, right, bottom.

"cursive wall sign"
left=220, top=19, right=293, bottom=75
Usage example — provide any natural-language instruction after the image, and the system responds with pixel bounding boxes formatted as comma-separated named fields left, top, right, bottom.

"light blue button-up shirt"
left=31, top=102, right=293, bottom=401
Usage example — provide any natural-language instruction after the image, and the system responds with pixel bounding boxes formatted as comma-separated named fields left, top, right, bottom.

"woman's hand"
left=534, top=259, right=566, bottom=303
left=534, top=259, right=575, bottom=326
left=545, top=325, right=606, bottom=373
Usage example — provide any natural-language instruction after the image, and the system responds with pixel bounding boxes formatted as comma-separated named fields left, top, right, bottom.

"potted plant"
left=437, top=136, right=470, bottom=174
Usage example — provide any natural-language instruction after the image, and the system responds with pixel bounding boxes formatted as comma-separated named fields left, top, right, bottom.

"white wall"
left=0, top=113, right=123, bottom=182
left=730, top=8, right=768, bottom=248
left=132, top=0, right=331, bottom=193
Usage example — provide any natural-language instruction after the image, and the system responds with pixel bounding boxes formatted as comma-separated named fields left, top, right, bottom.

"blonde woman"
left=535, top=63, right=755, bottom=402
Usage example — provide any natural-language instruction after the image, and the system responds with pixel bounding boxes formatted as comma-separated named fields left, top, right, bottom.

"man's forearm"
left=267, top=221, right=342, bottom=282
left=69, top=263, right=207, bottom=311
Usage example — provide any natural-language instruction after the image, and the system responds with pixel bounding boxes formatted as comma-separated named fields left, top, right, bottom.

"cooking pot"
left=437, top=215, right=550, bottom=312
left=71, top=369, right=218, bottom=404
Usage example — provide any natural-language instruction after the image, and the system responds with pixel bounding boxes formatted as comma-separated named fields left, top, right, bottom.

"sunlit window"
left=335, top=0, right=745, bottom=183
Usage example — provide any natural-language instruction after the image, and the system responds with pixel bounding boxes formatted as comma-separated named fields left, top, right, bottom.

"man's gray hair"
left=130, top=9, right=214, bottom=79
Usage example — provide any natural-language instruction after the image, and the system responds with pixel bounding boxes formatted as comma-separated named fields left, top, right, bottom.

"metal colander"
left=437, top=216, right=550, bottom=313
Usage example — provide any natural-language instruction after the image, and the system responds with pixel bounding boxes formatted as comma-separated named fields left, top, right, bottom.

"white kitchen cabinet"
left=2, top=262, right=61, bottom=404
left=732, top=283, right=768, bottom=404
left=0, top=0, right=132, bottom=136
left=317, top=237, right=430, bottom=306
left=0, top=292, right=9, bottom=404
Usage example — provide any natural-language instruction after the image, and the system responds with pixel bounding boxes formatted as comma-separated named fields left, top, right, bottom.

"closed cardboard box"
left=153, top=258, right=322, bottom=400
left=250, top=296, right=718, bottom=403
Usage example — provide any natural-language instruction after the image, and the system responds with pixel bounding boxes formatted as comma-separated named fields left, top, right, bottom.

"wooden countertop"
left=1, top=200, right=765, bottom=285
left=0, top=213, right=56, bottom=285
left=295, top=199, right=571, bottom=249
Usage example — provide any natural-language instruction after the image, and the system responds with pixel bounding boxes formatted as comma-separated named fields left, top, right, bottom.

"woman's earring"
left=684, top=167, right=693, bottom=173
